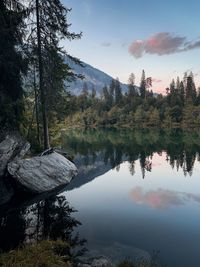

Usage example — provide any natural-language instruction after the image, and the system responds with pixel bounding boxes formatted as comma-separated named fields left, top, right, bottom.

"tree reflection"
left=62, top=128, right=200, bottom=178
left=0, top=195, right=86, bottom=262
left=0, top=208, right=26, bottom=251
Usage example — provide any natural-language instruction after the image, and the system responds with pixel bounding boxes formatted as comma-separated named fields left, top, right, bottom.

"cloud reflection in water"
left=130, top=187, right=200, bottom=210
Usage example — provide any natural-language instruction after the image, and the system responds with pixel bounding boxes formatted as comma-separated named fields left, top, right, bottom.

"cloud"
left=130, top=186, right=200, bottom=210
left=129, top=32, right=200, bottom=58
left=129, top=40, right=145, bottom=58
left=152, top=78, right=162, bottom=83
left=101, top=42, right=111, bottom=47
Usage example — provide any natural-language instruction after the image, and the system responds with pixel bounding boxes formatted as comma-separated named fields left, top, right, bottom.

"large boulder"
left=0, top=133, right=30, bottom=176
left=7, top=152, right=78, bottom=193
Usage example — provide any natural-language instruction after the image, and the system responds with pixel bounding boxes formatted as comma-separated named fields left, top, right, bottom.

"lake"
left=1, top=129, right=200, bottom=267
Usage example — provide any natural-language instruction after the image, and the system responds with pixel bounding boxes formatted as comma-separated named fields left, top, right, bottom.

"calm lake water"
left=62, top=129, right=200, bottom=267
left=1, top=129, right=200, bottom=267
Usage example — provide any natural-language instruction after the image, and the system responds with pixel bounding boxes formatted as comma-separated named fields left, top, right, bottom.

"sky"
left=62, top=0, right=200, bottom=94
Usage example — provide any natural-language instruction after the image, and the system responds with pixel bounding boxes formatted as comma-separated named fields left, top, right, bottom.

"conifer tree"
left=27, top=0, right=82, bottom=149
left=176, top=77, right=180, bottom=92
left=114, top=78, right=122, bottom=105
left=0, top=0, right=27, bottom=128
left=128, top=73, right=136, bottom=97
left=140, top=70, right=146, bottom=99
left=179, top=81, right=185, bottom=105
left=185, top=73, right=196, bottom=104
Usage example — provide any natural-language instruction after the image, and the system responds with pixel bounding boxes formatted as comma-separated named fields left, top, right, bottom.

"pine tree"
left=27, top=0, right=82, bottom=149
left=179, top=81, right=185, bottom=105
left=109, top=79, right=115, bottom=106
left=170, top=79, right=176, bottom=94
left=102, top=86, right=112, bottom=110
left=185, top=73, right=196, bottom=104
left=0, top=0, right=27, bottom=128
left=114, top=78, right=122, bottom=105
left=176, top=76, right=180, bottom=92
left=140, top=70, right=146, bottom=99
left=128, top=73, right=137, bottom=97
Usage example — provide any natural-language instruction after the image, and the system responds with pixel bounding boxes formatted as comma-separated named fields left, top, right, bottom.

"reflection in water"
left=61, top=128, right=200, bottom=267
left=1, top=129, right=200, bottom=267
left=61, top=128, right=200, bottom=179
left=0, top=195, right=86, bottom=262
left=130, top=187, right=200, bottom=210
left=0, top=208, right=26, bottom=251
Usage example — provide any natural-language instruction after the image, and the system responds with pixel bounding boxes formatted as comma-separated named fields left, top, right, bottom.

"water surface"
left=62, top=129, right=200, bottom=267
left=1, top=129, right=200, bottom=267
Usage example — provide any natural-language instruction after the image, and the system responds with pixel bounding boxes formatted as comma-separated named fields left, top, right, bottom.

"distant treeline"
left=55, top=70, right=200, bottom=129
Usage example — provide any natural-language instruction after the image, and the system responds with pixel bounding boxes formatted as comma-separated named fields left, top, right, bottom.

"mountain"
left=65, top=57, right=128, bottom=95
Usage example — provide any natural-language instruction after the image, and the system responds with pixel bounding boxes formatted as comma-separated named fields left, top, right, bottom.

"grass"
left=0, top=240, right=71, bottom=267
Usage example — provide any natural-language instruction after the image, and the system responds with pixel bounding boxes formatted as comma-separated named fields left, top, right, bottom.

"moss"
left=118, top=259, right=151, bottom=267
left=0, top=240, right=71, bottom=267
left=118, top=260, right=136, bottom=267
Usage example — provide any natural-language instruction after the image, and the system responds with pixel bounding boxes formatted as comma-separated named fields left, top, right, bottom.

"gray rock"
left=78, top=256, right=114, bottom=267
left=0, top=133, right=30, bottom=176
left=81, top=243, right=151, bottom=267
left=7, top=152, right=77, bottom=193
left=91, top=257, right=113, bottom=267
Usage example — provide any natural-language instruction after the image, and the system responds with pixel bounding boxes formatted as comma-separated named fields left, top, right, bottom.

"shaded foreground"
left=0, top=240, right=159, bottom=267
left=0, top=240, right=71, bottom=267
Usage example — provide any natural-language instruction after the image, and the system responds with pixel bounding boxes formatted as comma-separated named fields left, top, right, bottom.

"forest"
left=1, top=1, right=200, bottom=152
left=0, top=0, right=82, bottom=149
left=1, top=1, right=200, bottom=266
left=60, top=71, right=200, bottom=129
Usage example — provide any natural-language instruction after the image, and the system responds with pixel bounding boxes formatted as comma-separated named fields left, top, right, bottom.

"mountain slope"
left=65, top=57, right=128, bottom=95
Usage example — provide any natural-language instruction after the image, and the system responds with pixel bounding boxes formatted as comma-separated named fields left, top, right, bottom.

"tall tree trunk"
left=33, top=63, right=41, bottom=145
left=36, top=0, right=50, bottom=149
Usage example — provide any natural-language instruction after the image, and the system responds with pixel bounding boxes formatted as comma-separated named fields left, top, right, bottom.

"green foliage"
left=0, top=240, right=71, bottom=267
left=118, top=260, right=136, bottom=267
left=0, top=0, right=27, bottom=129
left=140, top=70, right=146, bottom=99
left=58, top=70, right=200, bottom=130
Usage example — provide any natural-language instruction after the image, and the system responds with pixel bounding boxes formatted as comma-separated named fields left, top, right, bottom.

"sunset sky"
left=63, top=0, right=200, bottom=94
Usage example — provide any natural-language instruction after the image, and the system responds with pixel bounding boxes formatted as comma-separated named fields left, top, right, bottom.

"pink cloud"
left=152, top=78, right=162, bottom=83
left=129, top=32, right=200, bottom=58
left=128, top=40, right=145, bottom=58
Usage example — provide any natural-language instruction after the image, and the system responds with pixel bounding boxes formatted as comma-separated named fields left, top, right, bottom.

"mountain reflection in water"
left=1, top=129, right=200, bottom=267
left=61, top=129, right=200, bottom=191
left=61, top=129, right=200, bottom=267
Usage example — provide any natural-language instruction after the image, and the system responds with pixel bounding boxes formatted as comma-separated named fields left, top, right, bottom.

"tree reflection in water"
left=0, top=195, right=86, bottom=263
left=61, top=128, right=200, bottom=178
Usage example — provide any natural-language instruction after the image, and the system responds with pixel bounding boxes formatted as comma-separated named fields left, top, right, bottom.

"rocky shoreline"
left=0, top=132, right=77, bottom=203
